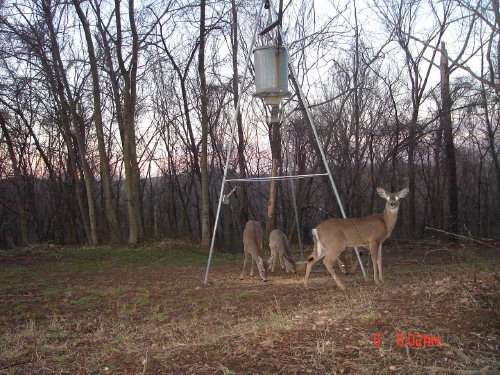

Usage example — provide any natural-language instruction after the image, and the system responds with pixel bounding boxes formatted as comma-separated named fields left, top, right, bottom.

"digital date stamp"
left=373, top=333, right=441, bottom=347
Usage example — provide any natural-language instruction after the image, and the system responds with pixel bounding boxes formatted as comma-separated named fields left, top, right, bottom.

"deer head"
left=376, top=187, right=409, bottom=213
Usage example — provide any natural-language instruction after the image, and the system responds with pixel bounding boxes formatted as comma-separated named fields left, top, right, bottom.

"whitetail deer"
left=240, top=220, right=267, bottom=282
left=337, top=248, right=360, bottom=275
left=268, top=229, right=296, bottom=274
left=304, top=187, right=409, bottom=289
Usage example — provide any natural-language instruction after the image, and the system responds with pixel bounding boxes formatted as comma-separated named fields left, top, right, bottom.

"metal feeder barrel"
left=253, top=46, right=291, bottom=105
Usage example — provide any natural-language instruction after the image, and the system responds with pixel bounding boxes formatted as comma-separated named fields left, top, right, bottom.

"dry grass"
left=0, top=241, right=499, bottom=374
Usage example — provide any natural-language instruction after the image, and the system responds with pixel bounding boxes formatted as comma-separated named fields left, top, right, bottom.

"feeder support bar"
left=273, top=10, right=368, bottom=280
left=203, top=0, right=265, bottom=285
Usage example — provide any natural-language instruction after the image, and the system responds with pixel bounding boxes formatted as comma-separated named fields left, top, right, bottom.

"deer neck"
left=382, top=205, right=399, bottom=237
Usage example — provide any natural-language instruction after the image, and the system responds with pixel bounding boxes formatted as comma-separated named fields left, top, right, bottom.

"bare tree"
left=42, top=0, right=99, bottom=245
left=72, top=0, right=120, bottom=242
left=439, top=42, right=459, bottom=233
left=198, top=0, right=210, bottom=248
left=0, top=111, right=29, bottom=245
left=375, top=0, right=449, bottom=234
left=231, top=0, right=250, bottom=225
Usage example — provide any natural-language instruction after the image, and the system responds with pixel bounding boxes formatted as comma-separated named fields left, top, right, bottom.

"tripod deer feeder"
left=203, top=0, right=367, bottom=284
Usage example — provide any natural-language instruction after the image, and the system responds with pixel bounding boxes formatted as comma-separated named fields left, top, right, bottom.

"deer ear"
left=376, top=187, right=388, bottom=199
left=397, top=187, right=409, bottom=198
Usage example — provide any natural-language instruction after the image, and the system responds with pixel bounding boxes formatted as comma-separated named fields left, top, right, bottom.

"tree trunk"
left=97, top=0, right=144, bottom=244
left=0, top=112, right=29, bottom=246
left=351, top=5, right=362, bottom=217
left=479, top=86, right=500, bottom=217
left=123, top=85, right=143, bottom=244
left=407, top=108, right=417, bottom=235
left=43, top=0, right=98, bottom=245
left=62, top=115, right=92, bottom=244
left=72, top=0, right=120, bottom=242
left=440, top=42, right=459, bottom=234
left=198, top=0, right=210, bottom=248
left=266, top=120, right=281, bottom=237
left=231, top=0, right=250, bottom=226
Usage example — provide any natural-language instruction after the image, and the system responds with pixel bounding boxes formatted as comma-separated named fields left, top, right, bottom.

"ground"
left=0, top=239, right=499, bottom=374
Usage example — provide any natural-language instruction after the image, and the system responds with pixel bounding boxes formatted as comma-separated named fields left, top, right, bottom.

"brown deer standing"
left=268, top=229, right=296, bottom=273
left=240, top=220, right=267, bottom=282
left=304, top=187, right=409, bottom=289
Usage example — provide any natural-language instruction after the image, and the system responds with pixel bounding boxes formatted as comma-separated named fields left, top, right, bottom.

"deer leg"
left=283, top=256, right=290, bottom=273
left=304, top=236, right=321, bottom=288
left=279, top=253, right=286, bottom=271
left=323, top=250, right=346, bottom=291
left=267, top=249, right=274, bottom=272
left=377, top=243, right=384, bottom=282
left=305, top=229, right=326, bottom=287
left=369, top=242, right=379, bottom=284
left=283, top=254, right=294, bottom=273
left=272, top=250, right=279, bottom=272
left=250, top=256, right=255, bottom=276
left=304, top=255, right=317, bottom=287
left=240, top=251, right=249, bottom=279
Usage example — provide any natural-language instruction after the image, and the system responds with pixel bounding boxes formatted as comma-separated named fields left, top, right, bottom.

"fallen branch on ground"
left=424, top=227, right=500, bottom=250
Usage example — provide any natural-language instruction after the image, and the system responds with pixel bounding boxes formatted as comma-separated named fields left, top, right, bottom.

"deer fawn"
left=241, top=220, right=267, bottom=282
left=304, top=187, right=409, bottom=289
left=337, top=248, right=359, bottom=275
left=268, top=229, right=296, bottom=274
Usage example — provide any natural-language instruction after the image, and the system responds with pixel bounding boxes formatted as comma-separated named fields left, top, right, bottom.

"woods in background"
left=0, top=0, right=498, bottom=249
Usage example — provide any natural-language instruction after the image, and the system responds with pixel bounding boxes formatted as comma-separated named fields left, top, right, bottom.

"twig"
left=274, top=295, right=281, bottom=315
left=141, top=349, right=148, bottom=375
left=405, top=343, right=411, bottom=361
left=420, top=248, right=456, bottom=271
left=276, top=364, right=292, bottom=375
left=424, top=227, right=500, bottom=250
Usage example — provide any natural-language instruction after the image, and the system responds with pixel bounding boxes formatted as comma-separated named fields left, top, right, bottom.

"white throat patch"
left=389, top=207, right=399, bottom=214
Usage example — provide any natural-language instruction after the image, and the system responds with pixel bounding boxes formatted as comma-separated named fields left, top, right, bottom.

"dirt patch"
left=0, top=242, right=499, bottom=374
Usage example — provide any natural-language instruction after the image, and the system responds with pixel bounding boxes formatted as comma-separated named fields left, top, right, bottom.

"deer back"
left=243, top=220, right=263, bottom=254
left=316, top=214, right=388, bottom=247
left=269, top=229, right=291, bottom=255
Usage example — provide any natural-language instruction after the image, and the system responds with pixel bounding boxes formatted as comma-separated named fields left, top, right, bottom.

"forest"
left=0, top=0, right=498, bottom=249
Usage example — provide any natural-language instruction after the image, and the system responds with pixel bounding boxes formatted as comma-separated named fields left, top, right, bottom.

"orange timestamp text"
left=373, top=333, right=441, bottom=347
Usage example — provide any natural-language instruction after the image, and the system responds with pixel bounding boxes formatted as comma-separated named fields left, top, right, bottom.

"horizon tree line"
left=0, top=0, right=498, bottom=249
